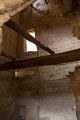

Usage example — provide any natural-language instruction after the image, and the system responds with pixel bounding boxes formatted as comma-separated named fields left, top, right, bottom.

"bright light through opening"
left=26, top=31, right=37, bottom=52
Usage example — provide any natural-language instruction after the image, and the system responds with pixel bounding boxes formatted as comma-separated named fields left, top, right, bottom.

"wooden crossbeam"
left=0, top=48, right=80, bottom=71
left=5, top=20, right=54, bottom=55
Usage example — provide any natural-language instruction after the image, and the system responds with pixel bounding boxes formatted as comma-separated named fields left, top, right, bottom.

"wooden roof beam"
left=5, top=20, right=54, bottom=55
left=0, top=48, right=80, bottom=71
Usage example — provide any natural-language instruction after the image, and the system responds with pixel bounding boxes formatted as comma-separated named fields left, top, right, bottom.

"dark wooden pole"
left=5, top=20, right=54, bottom=55
left=0, top=48, right=80, bottom=71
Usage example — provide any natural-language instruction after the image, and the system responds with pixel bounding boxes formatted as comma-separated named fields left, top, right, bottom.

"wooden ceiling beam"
left=0, top=48, right=80, bottom=71
left=5, top=20, right=54, bottom=55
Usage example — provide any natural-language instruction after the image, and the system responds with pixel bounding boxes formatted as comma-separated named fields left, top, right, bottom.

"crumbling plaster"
left=17, top=6, right=80, bottom=89
left=35, top=19, right=80, bottom=80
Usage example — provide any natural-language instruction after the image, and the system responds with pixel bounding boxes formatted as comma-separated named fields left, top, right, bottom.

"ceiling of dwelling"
left=0, top=0, right=80, bottom=26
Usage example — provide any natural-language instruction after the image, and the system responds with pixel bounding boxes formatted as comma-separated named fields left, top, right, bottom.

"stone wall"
left=0, top=13, right=20, bottom=120
left=17, top=8, right=80, bottom=95
left=0, top=71, right=18, bottom=120
left=13, top=7, right=79, bottom=120
left=20, top=7, right=80, bottom=81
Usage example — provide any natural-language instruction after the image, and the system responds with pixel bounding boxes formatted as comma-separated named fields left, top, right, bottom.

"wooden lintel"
left=0, top=48, right=80, bottom=71
left=5, top=20, right=54, bottom=55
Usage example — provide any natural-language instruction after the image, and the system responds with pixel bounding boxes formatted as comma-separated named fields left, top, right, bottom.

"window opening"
left=24, top=29, right=37, bottom=52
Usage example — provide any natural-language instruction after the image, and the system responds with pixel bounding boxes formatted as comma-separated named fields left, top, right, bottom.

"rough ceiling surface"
left=0, top=0, right=34, bottom=26
left=0, top=0, right=80, bottom=27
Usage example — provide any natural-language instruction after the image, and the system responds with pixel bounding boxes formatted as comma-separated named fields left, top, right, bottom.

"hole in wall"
left=24, top=28, right=37, bottom=52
